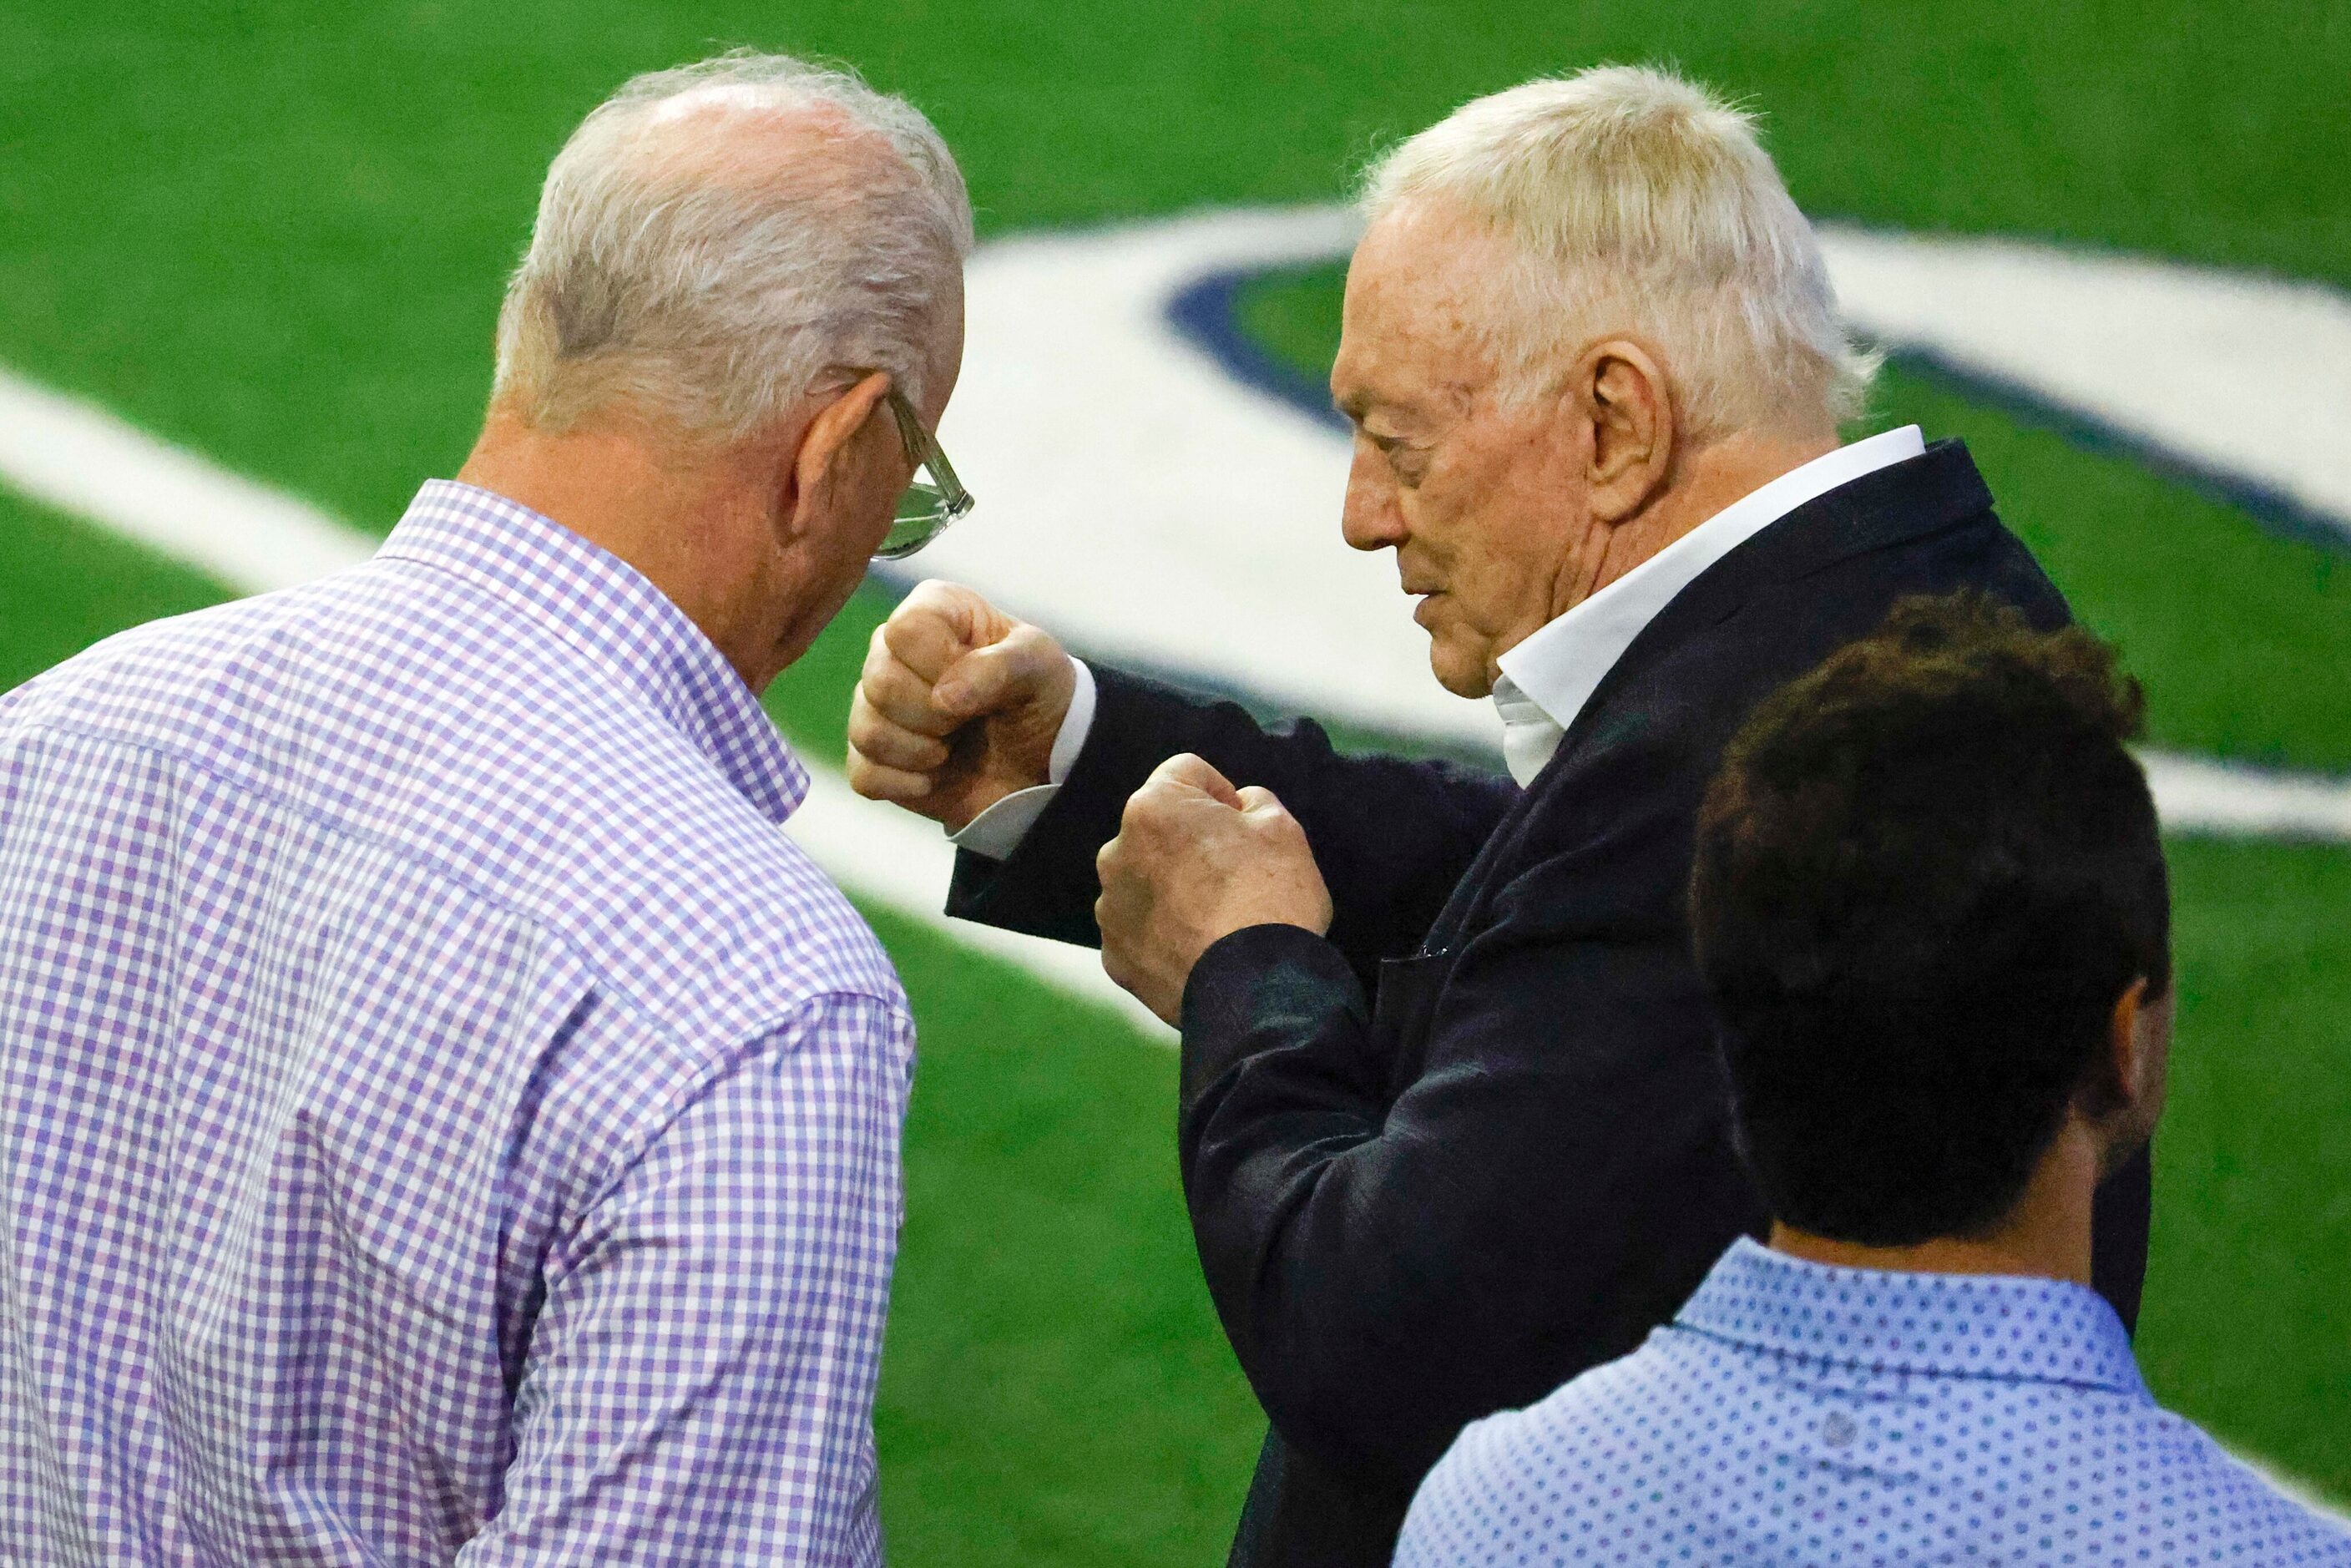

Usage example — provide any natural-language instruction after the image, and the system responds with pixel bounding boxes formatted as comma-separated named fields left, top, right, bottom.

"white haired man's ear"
left=847, top=579, right=1076, bottom=831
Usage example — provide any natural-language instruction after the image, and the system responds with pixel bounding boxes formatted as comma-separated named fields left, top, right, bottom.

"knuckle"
left=871, top=676, right=939, bottom=731
left=943, top=650, right=994, bottom=701
left=884, top=599, right=959, bottom=666
left=854, top=713, right=916, bottom=761
left=1004, top=621, right=1054, bottom=666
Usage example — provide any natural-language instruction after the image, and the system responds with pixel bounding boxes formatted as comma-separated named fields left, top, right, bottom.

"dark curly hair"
left=1690, top=593, right=2169, bottom=1246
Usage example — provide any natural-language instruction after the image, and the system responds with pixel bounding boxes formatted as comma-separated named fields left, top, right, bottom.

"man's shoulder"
left=331, top=566, right=907, bottom=1037
left=1460, top=1345, right=2351, bottom=1567
left=1403, top=1318, right=2351, bottom=1568
left=1523, top=499, right=2060, bottom=837
left=6, top=565, right=901, bottom=1039
left=3, top=590, right=284, bottom=736
left=2121, top=1412, right=2351, bottom=1562
left=1398, top=1333, right=1705, bottom=1564
left=1949, top=1389, right=2351, bottom=1564
left=539, top=781, right=904, bottom=1042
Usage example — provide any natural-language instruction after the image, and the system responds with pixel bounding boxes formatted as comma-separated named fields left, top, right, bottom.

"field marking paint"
left=923, top=209, right=2351, bottom=841
left=2140, top=753, right=2351, bottom=843
left=1822, top=226, right=2351, bottom=552
left=1160, top=218, right=2351, bottom=554
left=0, top=372, right=376, bottom=591
left=0, top=362, right=1165, bottom=1034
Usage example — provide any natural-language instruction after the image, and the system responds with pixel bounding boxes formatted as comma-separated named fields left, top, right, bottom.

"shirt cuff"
left=947, top=657, right=1095, bottom=861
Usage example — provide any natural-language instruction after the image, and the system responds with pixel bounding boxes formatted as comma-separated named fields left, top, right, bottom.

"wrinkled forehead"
left=1333, top=199, right=1516, bottom=416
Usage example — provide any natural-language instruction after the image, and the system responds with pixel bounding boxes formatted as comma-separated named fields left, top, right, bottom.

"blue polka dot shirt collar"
left=1397, top=1237, right=2351, bottom=1566
left=1676, top=1237, right=2147, bottom=1397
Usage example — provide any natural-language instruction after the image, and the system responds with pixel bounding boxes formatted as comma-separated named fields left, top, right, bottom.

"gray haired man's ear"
left=1576, top=337, right=1676, bottom=527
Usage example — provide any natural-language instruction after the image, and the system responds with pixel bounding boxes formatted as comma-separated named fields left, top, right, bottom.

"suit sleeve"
left=1172, top=827, right=1765, bottom=1500
left=947, top=664, right=1517, bottom=978
left=1173, top=846, right=2151, bottom=1500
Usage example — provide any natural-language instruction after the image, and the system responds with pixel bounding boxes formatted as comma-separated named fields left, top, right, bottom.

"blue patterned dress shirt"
left=0, top=482, right=913, bottom=1564
left=1397, top=1237, right=2351, bottom=1566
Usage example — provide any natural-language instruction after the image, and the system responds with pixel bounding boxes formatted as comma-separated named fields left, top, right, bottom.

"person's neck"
left=1770, top=1120, right=2102, bottom=1287
left=1571, top=425, right=1839, bottom=609
left=456, top=410, right=785, bottom=690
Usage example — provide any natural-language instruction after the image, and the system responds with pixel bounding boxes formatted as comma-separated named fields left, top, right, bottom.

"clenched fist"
left=847, top=581, right=1076, bottom=831
left=1095, top=754, right=1333, bottom=1024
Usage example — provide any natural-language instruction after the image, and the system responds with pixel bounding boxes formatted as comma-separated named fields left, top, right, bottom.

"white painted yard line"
left=2141, top=753, right=2351, bottom=843
left=0, top=371, right=374, bottom=589
left=0, top=362, right=1165, bottom=1035
left=1818, top=224, right=2351, bottom=546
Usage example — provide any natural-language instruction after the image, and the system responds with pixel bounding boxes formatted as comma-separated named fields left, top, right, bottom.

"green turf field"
left=5, top=0, right=2348, bottom=1555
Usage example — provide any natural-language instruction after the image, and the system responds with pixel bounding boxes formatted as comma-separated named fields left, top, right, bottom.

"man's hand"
left=847, top=581, right=1077, bottom=832
left=1095, top=755, right=1334, bottom=1024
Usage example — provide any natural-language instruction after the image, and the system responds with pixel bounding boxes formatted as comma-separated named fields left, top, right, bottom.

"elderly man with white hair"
left=0, top=53, right=968, bottom=1564
left=851, top=65, right=2150, bottom=1568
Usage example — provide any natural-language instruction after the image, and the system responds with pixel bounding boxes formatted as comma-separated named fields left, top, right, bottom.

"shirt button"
left=1822, top=1413, right=1858, bottom=1449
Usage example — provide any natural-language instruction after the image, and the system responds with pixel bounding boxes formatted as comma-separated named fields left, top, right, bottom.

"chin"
left=1424, top=638, right=1494, bottom=701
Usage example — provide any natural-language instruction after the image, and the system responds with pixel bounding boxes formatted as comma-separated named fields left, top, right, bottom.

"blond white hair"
left=1361, top=65, right=1873, bottom=438
left=493, top=53, right=973, bottom=439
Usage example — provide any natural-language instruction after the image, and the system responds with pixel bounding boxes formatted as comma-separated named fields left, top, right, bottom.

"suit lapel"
left=1547, top=439, right=1996, bottom=773
left=1411, top=441, right=1997, bottom=963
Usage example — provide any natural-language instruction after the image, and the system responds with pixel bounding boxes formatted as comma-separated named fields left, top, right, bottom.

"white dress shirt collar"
left=1490, top=425, right=1928, bottom=786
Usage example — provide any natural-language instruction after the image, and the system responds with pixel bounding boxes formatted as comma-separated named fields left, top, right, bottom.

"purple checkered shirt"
left=0, top=481, right=914, bottom=1565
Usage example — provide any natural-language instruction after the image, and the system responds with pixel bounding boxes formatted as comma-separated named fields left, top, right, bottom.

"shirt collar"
left=376, top=479, right=809, bottom=827
left=1491, top=426, right=1927, bottom=786
left=1675, top=1237, right=2149, bottom=1397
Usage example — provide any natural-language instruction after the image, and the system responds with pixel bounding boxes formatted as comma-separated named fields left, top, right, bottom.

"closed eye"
left=1373, top=435, right=1428, bottom=484
left=1347, top=410, right=1428, bottom=485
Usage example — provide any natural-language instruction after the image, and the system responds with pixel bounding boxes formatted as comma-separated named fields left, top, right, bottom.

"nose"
left=1341, top=443, right=1408, bottom=554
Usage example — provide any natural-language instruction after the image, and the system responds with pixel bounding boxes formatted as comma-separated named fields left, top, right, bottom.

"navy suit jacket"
left=947, top=441, right=2153, bottom=1568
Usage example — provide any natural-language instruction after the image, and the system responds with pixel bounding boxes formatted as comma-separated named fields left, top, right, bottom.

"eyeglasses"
left=875, top=387, right=974, bottom=561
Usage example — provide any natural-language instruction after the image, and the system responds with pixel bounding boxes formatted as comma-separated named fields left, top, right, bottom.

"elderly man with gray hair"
left=0, top=53, right=968, bottom=1564
left=851, top=64, right=2150, bottom=1567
